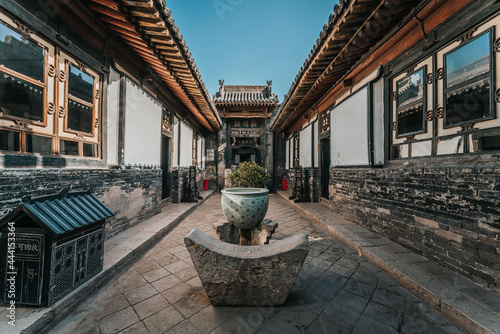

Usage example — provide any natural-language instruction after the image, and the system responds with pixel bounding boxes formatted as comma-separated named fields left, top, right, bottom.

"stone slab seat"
left=184, top=229, right=310, bottom=306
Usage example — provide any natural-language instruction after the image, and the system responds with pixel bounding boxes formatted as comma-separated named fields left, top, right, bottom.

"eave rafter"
left=274, top=0, right=422, bottom=133
left=87, top=0, right=221, bottom=131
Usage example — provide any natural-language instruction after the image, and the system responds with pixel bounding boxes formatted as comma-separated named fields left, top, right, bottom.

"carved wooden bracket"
left=456, top=28, right=477, bottom=44
left=406, top=65, right=417, bottom=75
left=460, top=124, right=475, bottom=132
left=12, top=20, right=33, bottom=38
left=10, top=120, right=32, bottom=131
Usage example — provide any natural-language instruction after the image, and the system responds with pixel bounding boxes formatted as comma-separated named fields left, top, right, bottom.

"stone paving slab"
left=277, top=191, right=500, bottom=334
left=0, top=191, right=214, bottom=334
left=50, top=194, right=462, bottom=333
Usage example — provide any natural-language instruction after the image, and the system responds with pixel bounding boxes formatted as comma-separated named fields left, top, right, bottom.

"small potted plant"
left=222, top=162, right=271, bottom=229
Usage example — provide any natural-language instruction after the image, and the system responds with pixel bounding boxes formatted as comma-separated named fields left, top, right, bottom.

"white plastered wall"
left=285, top=139, right=290, bottom=169
left=373, top=78, right=385, bottom=165
left=172, top=119, right=179, bottom=167
left=300, top=124, right=313, bottom=168
left=330, top=87, right=369, bottom=166
left=123, top=79, right=162, bottom=166
left=106, top=68, right=120, bottom=166
left=179, top=122, right=193, bottom=167
left=313, top=121, right=319, bottom=167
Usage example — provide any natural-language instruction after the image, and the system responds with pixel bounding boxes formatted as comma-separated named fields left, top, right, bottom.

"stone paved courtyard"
left=51, top=194, right=462, bottom=333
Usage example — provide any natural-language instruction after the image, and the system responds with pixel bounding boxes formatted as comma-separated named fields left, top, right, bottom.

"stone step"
left=277, top=191, right=500, bottom=334
left=0, top=191, right=215, bottom=334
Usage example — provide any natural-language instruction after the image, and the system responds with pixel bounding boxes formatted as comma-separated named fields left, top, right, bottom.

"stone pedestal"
left=185, top=229, right=309, bottom=306
left=212, top=219, right=278, bottom=246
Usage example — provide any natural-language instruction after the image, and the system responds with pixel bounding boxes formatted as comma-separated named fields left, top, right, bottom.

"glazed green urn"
left=221, top=188, right=269, bottom=229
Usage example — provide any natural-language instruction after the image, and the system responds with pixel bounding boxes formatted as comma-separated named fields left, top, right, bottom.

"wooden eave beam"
left=123, top=1, right=154, bottom=8
left=137, top=20, right=165, bottom=28
left=88, top=3, right=126, bottom=21
left=277, top=0, right=387, bottom=133
left=91, top=0, right=120, bottom=11
left=88, top=0, right=220, bottom=131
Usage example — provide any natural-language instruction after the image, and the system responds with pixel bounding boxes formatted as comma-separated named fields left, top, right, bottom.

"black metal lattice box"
left=0, top=191, right=115, bottom=306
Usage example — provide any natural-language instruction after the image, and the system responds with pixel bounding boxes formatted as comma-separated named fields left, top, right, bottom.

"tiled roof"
left=0, top=192, right=115, bottom=236
left=214, top=84, right=279, bottom=106
left=87, top=0, right=221, bottom=131
left=273, top=0, right=423, bottom=132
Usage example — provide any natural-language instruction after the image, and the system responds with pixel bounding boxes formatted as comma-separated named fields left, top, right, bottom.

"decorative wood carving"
left=75, top=133, right=85, bottom=140
left=59, top=71, right=67, bottom=82
left=47, top=102, right=55, bottom=115
left=425, top=110, right=433, bottom=122
left=392, top=122, right=396, bottom=131
left=460, top=124, right=475, bottom=132
left=162, top=110, right=172, bottom=133
left=48, top=65, right=56, bottom=77
left=12, top=20, right=33, bottom=37
left=10, top=120, right=32, bottom=131
left=495, top=38, right=500, bottom=52
left=76, top=60, right=87, bottom=72
left=392, top=92, right=396, bottom=100
left=435, top=107, right=443, bottom=119
left=406, top=65, right=417, bottom=75
left=495, top=88, right=500, bottom=103
left=426, top=73, right=433, bottom=84
left=58, top=106, right=66, bottom=118
left=95, top=119, right=100, bottom=128
left=95, top=90, right=100, bottom=100
left=456, top=28, right=477, bottom=44
left=405, top=135, right=415, bottom=142
left=436, top=68, right=443, bottom=80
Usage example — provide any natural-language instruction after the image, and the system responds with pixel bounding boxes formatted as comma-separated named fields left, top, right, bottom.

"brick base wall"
left=304, top=168, right=320, bottom=203
left=0, top=168, right=162, bottom=239
left=171, top=168, right=188, bottom=203
left=328, top=161, right=500, bottom=292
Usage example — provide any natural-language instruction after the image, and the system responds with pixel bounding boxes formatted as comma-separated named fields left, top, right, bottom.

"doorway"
left=232, top=146, right=259, bottom=166
left=320, top=137, right=330, bottom=199
left=161, top=136, right=170, bottom=199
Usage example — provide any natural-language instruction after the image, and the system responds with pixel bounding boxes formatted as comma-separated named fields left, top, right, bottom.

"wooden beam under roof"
left=87, top=0, right=220, bottom=131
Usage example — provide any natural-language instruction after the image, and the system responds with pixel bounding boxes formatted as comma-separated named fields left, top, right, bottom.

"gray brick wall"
left=171, top=168, right=189, bottom=203
left=0, top=168, right=162, bottom=239
left=328, top=161, right=500, bottom=292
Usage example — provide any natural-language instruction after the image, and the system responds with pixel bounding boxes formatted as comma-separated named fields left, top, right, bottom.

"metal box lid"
left=0, top=192, right=115, bottom=236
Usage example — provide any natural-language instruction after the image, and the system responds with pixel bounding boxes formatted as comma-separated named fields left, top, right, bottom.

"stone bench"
left=184, top=229, right=309, bottom=306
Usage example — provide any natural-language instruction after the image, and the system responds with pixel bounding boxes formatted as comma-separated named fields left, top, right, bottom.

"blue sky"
left=166, top=1, right=337, bottom=101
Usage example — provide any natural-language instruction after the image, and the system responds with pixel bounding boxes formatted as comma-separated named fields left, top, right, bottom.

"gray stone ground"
left=51, top=194, right=463, bottom=334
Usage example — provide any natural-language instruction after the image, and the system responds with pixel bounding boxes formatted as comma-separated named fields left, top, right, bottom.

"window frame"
left=442, top=28, right=495, bottom=129
left=390, top=16, right=500, bottom=160
left=0, top=17, right=49, bottom=127
left=394, top=66, right=428, bottom=139
left=57, top=51, right=102, bottom=159
left=63, top=60, right=98, bottom=137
